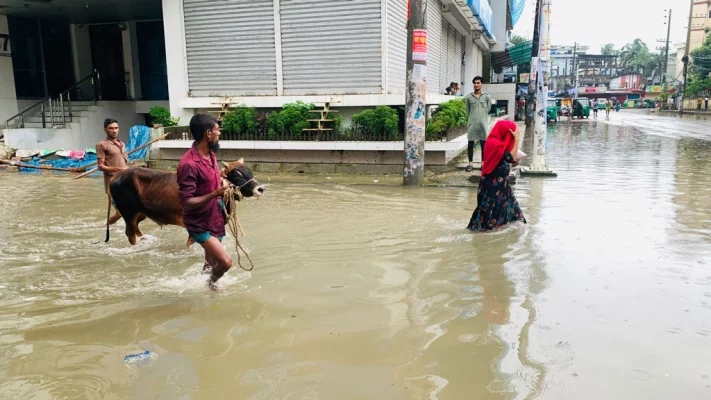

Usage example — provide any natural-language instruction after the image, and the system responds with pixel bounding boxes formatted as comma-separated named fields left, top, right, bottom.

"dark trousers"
left=468, top=140, right=486, bottom=162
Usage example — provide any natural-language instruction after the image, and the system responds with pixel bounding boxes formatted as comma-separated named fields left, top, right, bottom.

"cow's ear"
left=222, top=161, right=230, bottom=169
left=236, top=158, right=244, bottom=166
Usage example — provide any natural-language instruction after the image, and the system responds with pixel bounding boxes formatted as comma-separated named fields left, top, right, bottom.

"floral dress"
left=467, top=151, right=526, bottom=231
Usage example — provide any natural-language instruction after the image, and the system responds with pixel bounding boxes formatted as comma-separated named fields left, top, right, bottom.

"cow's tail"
left=105, top=191, right=112, bottom=243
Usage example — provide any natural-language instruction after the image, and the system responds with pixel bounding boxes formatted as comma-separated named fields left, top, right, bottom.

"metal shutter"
left=280, top=0, right=382, bottom=95
left=386, top=0, right=407, bottom=94
left=426, top=0, right=442, bottom=94
left=183, top=0, right=277, bottom=96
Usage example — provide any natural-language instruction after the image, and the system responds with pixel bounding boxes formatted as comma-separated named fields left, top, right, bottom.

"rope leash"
left=222, top=181, right=255, bottom=272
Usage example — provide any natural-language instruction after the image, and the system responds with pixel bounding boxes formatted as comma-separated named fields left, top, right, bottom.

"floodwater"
left=0, top=109, right=710, bottom=399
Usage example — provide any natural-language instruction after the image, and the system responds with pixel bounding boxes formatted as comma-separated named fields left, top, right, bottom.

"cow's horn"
left=222, top=161, right=230, bottom=169
left=237, top=157, right=244, bottom=165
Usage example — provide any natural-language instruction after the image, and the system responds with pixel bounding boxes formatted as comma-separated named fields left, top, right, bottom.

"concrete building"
left=549, top=44, right=589, bottom=93
left=674, top=42, right=687, bottom=85
left=0, top=0, right=515, bottom=154
left=689, top=0, right=711, bottom=53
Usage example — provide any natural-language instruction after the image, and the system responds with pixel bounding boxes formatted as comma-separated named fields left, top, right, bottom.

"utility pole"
left=658, top=9, right=672, bottom=87
left=681, top=0, right=694, bottom=114
left=525, top=0, right=541, bottom=127
left=664, top=9, right=672, bottom=85
left=571, top=42, right=578, bottom=94
left=403, top=0, right=427, bottom=185
left=521, top=0, right=556, bottom=177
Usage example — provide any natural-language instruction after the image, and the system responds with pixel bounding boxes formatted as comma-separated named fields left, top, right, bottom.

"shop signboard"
left=467, top=0, right=494, bottom=39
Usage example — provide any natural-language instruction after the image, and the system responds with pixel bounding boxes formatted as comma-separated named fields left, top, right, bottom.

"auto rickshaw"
left=547, top=99, right=558, bottom=123
left=572, top=98, right=591, bottom=118
left=560, top=97, right=572, bottom=118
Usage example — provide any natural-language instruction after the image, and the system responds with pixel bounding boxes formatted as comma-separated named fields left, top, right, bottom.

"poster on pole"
left=412, top=29, right=427, bottom=61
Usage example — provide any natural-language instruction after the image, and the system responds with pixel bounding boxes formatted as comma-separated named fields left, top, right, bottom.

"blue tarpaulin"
left=18, top=125, right=150, bottom=173
left=509, top=0, right=526, bottom=28
left=126, top=125, right=151, bottom=161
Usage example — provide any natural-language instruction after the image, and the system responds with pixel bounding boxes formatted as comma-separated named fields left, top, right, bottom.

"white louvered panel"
left=280, top=0, right=382, bottom=95
left=183, top=0, right=277, bottom=96
left=385, top=0, right=407, bottom=93
left=426, top=0, right=442, bottom=94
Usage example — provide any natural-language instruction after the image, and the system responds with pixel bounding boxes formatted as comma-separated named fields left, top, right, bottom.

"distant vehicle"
left=547, top=99, right=558, bottom=122
left=597, top=99, right=608, bottom=110
left=573, top=98, right=591, bottom=118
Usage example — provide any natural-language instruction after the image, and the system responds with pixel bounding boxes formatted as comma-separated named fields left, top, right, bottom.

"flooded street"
left=1, top=109, right=710, bottom=399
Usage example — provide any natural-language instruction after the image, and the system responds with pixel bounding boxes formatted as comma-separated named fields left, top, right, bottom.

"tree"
left=601, top=43, right=617, bottom=55
left=509, top=34, right=528, bottom=46
left=618, top=39, right=663, bottom=78
left=690, top=33, right=711, bottom=79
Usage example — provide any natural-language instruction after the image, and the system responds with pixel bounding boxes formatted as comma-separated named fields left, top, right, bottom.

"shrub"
left=426, top=98, right=466, bottom=140
left=351, top=106, right=400, bottom=139
left=222, top=106, right=258, bottom=135
left=267, top=101, right=314, bottom=138
left=149, top=106, right=180, bottom=127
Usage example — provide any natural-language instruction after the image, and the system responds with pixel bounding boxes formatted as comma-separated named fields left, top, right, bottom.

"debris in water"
left=124, top=350, right=155, bottom=364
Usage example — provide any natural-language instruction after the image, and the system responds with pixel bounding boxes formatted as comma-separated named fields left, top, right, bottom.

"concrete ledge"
left=180, top=93, right=455, bottom=109
left=153, top=137, right=468, bottom=166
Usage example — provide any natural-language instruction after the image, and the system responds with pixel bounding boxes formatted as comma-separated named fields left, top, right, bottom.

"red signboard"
left=413, top=30, right=427, bottom=61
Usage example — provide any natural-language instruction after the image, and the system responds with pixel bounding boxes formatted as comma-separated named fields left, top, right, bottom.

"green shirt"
left=465, top=92, right=491, bottom=141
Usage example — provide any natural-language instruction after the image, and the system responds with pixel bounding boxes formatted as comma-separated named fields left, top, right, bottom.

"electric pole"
left=657, top=9, right=672, bottom=88
left=522, top=0, right=556, bottom=177
left=525, top=0, right=541, bottom=127
left=681, top=0, right=694, bottom=114
left=571, top=42, right=578, bottom=93
left=403, top=0, right=427, bottom=186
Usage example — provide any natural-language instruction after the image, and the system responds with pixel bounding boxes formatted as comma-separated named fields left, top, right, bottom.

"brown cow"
left=106, top=159, right=265, bottom=245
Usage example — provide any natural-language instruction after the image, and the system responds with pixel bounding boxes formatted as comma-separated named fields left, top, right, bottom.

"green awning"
left=491, top=40, right=533, bottom=71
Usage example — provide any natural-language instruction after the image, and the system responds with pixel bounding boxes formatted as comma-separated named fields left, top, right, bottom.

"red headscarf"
left=481, top=120, right=517, bottom=176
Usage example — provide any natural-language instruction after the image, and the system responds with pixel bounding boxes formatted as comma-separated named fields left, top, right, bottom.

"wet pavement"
left=0, top=109, right=710, bottom=399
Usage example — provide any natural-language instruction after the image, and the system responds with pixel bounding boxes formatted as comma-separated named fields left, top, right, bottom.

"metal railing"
left=4, top=70, right=102, bottom=129
left=162, top=125, right=410, bottom=142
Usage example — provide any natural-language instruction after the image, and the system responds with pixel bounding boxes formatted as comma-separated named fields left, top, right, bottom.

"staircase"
left=9, top=101, right=98, bottom=129
left=1, top=70, right=106, bottom=150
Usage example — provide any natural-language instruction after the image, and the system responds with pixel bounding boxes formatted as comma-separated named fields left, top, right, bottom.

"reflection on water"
left=0, top=111, right=709, bottom=399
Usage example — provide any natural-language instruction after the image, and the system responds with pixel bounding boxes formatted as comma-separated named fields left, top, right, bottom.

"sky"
left=512, top=0, right=688, bottom=54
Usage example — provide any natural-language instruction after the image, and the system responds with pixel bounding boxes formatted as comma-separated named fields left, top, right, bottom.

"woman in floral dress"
left=467, top=120, right=526, bottom=231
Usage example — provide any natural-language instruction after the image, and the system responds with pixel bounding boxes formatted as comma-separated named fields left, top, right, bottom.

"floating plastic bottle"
left=124, top=350, right=155, bottom=364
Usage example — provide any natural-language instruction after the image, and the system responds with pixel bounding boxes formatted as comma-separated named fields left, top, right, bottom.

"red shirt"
left=177, top=143, right=225, bottom=237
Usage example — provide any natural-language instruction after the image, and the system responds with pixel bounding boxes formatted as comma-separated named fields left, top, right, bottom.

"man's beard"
left=208, top=140, right=220, bottom=152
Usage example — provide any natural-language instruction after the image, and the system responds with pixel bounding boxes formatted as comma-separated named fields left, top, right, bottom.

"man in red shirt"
left=177, top=114, right=231, bottom=289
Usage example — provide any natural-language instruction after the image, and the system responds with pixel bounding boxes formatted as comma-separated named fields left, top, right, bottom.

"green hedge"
left=149, top=106, right=180, bottom=127
left=425, top=98, right=466, bottom=140
left=222, top=106, right=258, bottom=135
left=267, top=101, right=314, bottom=138
left=350, top=106, right=400, bottom=139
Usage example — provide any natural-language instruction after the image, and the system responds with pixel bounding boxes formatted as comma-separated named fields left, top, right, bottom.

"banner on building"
left=412, top=30, right=427, bottom=61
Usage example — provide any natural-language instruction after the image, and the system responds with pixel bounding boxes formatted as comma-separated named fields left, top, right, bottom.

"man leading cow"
left=177, top=114, right=234, bottom=290
left=97, top=118, right=128, bottom=225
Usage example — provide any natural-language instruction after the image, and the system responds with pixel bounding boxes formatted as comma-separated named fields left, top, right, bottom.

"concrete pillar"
left=121, top=21, right=142, bottom=101
left=464, top=34, right=475, bottom=90
left=0, top=14, right=18, bottom=124
left=162, top=0, right=193, bottom=125
left=70, top=24, right=94, bottom=100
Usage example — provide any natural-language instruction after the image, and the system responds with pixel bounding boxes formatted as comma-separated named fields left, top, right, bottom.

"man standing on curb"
left=464, top=76, right=491, bottom=172
left=97, top=118, right=128, bottom=225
